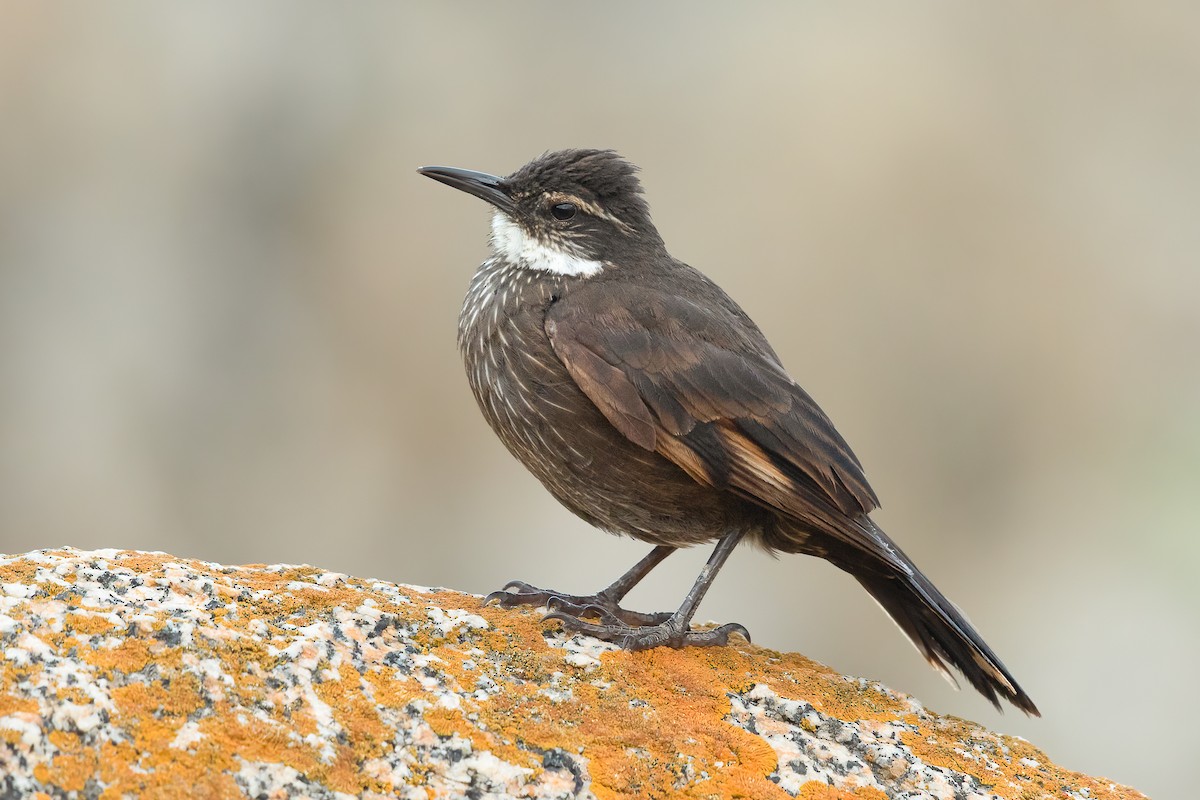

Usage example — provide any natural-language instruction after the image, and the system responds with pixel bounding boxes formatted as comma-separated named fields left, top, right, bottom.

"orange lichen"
left=797, top=783, right=886, bottom=800
left=900, top=718, right=1144, bottom=800
left=314, top=662, right=390, bottom=745
left=44, top=731, right=92, bottom=793
left=0, top=550, right=1146, bottom=799
left=80, top=636, right=157, bottom=672
left=65, top=612, right=120, bottom=636
left=360, top=665, right=420, bottom=709
left=0, top=559, right=40, bottom=584
left=0, top=694, right=38, bottom=716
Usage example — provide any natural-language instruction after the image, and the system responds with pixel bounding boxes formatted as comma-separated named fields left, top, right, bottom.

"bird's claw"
left=484, top=580, right=672, bottom=627
left=484, top=583, right=590, bottom=612
left=544, top=596, right=604, bottom=620
left=484, top=588, right=532, bottom=607
left=485, top=580, right=574, bottom=610
left=544, top=613, right=751, bottom=650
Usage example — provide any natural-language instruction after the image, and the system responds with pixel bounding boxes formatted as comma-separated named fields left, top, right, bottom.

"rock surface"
left=0, top=548, right=1143, bottom=800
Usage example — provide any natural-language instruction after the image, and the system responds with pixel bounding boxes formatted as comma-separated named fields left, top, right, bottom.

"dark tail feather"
left=855, top=567, right=1040, bottom=716
left=770, top=512, right=1039, bottom=715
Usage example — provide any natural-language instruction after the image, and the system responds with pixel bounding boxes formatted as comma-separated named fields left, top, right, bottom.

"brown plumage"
left=419, top=149, right=1039, bottom=715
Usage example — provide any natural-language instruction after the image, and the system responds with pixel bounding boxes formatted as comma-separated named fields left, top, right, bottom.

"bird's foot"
left=543, top=608, right=751, bottom=651
left=484, top=580, right=670, bottom=627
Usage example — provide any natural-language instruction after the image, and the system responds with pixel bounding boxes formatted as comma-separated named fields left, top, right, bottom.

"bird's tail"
left=788, top=514, right=1040, bottom=716
left=848, top=532, right=1040, bottom=716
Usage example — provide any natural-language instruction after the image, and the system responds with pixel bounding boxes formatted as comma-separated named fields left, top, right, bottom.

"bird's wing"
left=546, top=282, right=885, bottom=546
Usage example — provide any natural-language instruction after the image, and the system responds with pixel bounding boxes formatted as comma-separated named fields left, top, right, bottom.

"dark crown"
left=503, top=149, right=654, bottom=233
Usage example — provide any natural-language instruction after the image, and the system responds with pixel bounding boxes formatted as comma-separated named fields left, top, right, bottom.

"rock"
left=0, top=548, right=1143, bottom=799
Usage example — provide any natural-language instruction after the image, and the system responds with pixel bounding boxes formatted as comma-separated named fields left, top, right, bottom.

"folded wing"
left=545, top=282, right=902, bottom=567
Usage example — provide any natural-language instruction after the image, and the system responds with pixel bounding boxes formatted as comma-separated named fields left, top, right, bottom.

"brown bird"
left=418, top=149, right=1039, bottom=715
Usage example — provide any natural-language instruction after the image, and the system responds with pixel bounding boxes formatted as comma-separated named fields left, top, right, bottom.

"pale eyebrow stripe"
left=547, top=192, right=635, bottom=235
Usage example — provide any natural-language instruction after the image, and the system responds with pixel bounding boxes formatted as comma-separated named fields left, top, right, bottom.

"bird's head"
left=418, top=149, right=663, bottom=277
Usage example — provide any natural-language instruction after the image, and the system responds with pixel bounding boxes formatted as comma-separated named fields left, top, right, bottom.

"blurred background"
left=1, top=3, right=1195, bottom=796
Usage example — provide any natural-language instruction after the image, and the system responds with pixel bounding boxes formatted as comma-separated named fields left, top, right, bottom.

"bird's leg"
left=485, top=545, right=676, bottom=626
left=545, top=530, right=750, bottom=649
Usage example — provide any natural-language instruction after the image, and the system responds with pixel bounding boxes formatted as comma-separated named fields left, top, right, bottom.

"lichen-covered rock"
left=0, top=548, right=1143, bottom=800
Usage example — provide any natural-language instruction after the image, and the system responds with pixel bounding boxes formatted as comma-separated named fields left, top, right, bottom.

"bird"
left=417, top=149, right=1039, bottom=715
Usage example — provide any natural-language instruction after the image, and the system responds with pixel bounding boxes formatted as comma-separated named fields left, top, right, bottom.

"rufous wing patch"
left=657, top=435, right=717, bottom=486
left=716, top=420, right=798, bottom=502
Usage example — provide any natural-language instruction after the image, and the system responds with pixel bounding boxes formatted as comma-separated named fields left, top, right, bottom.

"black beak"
left=417, top=165, right=514, bottom=214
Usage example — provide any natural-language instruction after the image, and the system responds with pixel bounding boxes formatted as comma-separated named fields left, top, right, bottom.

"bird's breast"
left=455, top=259, right=755, bottom=546
left=458, top=260, right=578, bottom=474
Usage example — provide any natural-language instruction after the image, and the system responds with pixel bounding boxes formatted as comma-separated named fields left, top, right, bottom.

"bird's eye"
left=550, top=202, right=577, bottom=221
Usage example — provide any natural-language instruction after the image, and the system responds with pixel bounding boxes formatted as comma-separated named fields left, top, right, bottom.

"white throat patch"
left=490, top=213, right=604, bottom=278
